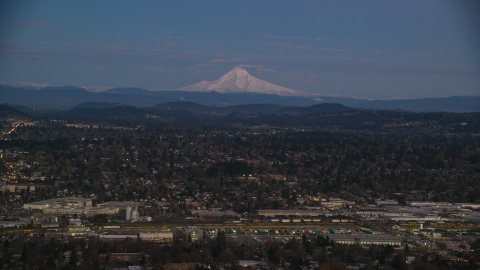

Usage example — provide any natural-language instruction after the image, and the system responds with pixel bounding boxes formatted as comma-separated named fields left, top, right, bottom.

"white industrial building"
left=0, top=220, right=30, bottom=228
left=68, top=218, right=82, bottom=226
left=450, top=211, right=480, bottom=221
left=406, top=201, right=453, bottom=207
left=43, top=206, right=119, bottom=217
left=126, top=206, right=139, bottom=221
left=257, top=209, right=323, bottom=217
left=329, top=234, right=402, bottom=246
left=383, top=215, right=446, bottom=222
left=181, top=226, right=204, bottom=242
left=22, top=197, right=118, bottom=218
left=458, top=203, right=480, bottom=210
left=99, top=235, right=138, bottom=241
left=96, top=201, right=141, bottom=211
left=99, top=233, right=173, bottom=242
left=23, top=197, right=92, bottom=210
left=139, top=232, right=173, bottom=242
left=375, top=200, right=399, bottom=206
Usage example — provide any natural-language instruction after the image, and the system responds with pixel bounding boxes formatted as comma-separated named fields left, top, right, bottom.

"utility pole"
left=296, top=213, right=299, bottom=232
left=204, top=237, right=206, bottom=265
left=162, top=210, right=165, bottom=229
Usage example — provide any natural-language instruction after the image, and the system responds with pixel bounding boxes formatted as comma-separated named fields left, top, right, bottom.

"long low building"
left=43, top=206, right=119, bottom=217
left=96, top=201, right=142, bottom=211
left=23, top=197, right=92, bottom=210
left=383, top=215, right=447, bottom=222
left=100, top=253, right=146, bottom=264
left=257, top=209, right=324, bottom=217
left=99, top=235, right=138, bottom=241
left=0, top=220, right=30, bottom=228
left=190, top=209, right=239, bottom=218
left=458, top=203, right=480, bottom=210
left=329, top=234, right=402, bottom=246
left=99, top=232, right=173, bottom=242
left=406, top=201, right=453, bottom=207
left=139, top=232, right=173, bottom=242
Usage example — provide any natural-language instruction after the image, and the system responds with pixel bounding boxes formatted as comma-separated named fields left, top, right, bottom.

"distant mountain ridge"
left=0, top=104, right=29, bottom=118
left=5, top=101, right=480, bottom=134
left=66, top=105, right=145, bottom=119
left=60, top=101, right=355, bottom=124
left=0, top=84, right=479, bottom=112
left=145, top=101, right=352, bottom=115
left=73, top=102, right=125, bottom=109
left=354, top=96, right=480, bottom=112
left=0, top=85, right=320, bottom=108
left=278, top=103, right=354, bottom=115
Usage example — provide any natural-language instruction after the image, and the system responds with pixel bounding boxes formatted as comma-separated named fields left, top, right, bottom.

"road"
left=1, top=122, right=20, bottom=138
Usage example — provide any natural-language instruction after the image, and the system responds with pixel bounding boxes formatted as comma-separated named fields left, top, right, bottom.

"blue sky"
left=0, top=1, right=479, bottom=99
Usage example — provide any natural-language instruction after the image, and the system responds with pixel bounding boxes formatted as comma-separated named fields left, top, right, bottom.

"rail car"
left=103, top=225, right=121, bottom=229
left=226, top=216, right=355, bottom=225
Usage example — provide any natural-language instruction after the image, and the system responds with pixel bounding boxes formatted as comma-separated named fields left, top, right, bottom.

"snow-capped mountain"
left=179, top=67, right=310, bottom=96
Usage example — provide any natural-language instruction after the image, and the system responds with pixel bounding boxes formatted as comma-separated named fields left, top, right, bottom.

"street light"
left=296, top=212, right=299, bottom=232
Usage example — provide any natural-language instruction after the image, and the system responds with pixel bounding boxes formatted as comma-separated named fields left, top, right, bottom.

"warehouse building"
left=180, top=226, right=204, bottom=242
left=43, top=206, right=119, bottom=217
left=96, top=201, right=141, bottom=211
left=23, top=197, right=92, bottom=210
left=139, top=232, right=173, bottom=242
left=329, top=234, right=402, bottom=246
left=257, top=209, right=323, bottom=217
left=190, top=209, right=239, bottom=218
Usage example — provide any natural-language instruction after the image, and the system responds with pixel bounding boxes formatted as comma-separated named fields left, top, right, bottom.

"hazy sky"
left=0, top=1, right=479, bottom=99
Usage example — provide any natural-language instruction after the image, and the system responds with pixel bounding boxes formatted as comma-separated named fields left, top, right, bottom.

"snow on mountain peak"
left=179, top=67, right=310, bottom=97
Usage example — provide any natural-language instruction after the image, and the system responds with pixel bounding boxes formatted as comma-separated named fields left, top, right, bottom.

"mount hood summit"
left=179, top=67, right=310, bottom=97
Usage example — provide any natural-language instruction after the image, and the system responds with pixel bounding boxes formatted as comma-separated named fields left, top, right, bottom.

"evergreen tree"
left=69, top=249, right=77, bottom=266
left=46, top=254, right=56, bottom=269
left=390, top=254, right=407, bottom=270
left=21, top=244, right=29, bottom=263
left=268, top=246, right=279, bottom=264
